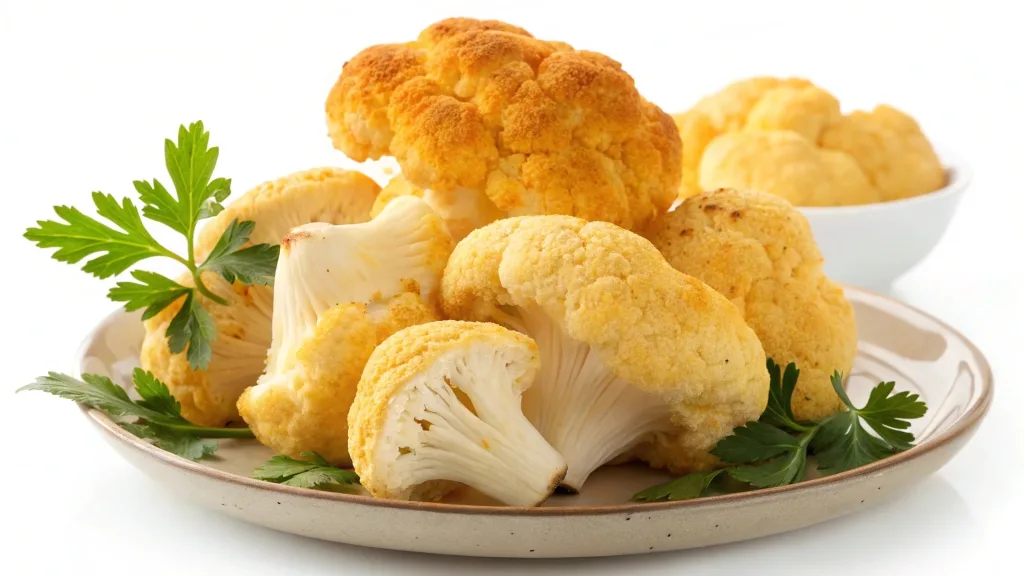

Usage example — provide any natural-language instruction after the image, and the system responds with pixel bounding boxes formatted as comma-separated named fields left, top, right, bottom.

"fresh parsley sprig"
left=18, top=369, right=254, bottom=461
left=253, top=452, right=360, bottom=490
left=634, top=359, right=928, bottom=502
left=24, top=122, right=279, bottom=370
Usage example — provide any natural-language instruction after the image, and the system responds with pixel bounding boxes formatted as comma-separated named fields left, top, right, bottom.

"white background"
left=1, top=0, right=1021, bottom=573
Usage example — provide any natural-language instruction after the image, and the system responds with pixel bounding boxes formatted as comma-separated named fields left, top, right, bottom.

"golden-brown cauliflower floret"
left=348, top=321, right=566, bottom=506
left=140, top=168, right=380, bottom=426
left=326, top=18, right=681, bottom=239
left=644, top=188, right=857, bottom=421
left=442, top=215, right=769, bottom=488
left=237, top=196, right=453, bottom=465
left=673, top=77, right=944, bottom=205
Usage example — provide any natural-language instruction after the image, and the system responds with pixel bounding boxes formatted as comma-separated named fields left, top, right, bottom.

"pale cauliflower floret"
left=700, top=131, right=881, bottom=207
left=348, top=321, right=567, bottom=506
left=237, top=196, right=453, bottom=465
left=673, top=77, right=944, bottom=205
left=140, top=168, right=380, bottom=426
left=820, top=105, right=946, bottom=201
left=644, top=188, right=857, bottom=421
left=442, top=216, right=769, bottom=489
left=326, top=18, right=681, bottom=237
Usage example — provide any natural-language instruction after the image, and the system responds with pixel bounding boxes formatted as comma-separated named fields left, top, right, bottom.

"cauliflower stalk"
left=674, top=77, right=945, bottom=206
left=326, top=17, right=681, bottom=240
left=237, top=196, right=453, bottom=465
left=348, top=321, right=567, bottom=506
left=141, top=168, right=381, bottom=426
left=644, top=188, right=857, bottom=421
left=441, top=215, right=769, bottom=490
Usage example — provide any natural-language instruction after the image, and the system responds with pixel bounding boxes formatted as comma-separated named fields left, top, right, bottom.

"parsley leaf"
left=711, top=421, right=800, bottom=463
left=107, top=270, right=191, bottom=320
left=813, top=373, right=927, bottom=474
left=24, top=193, right=173, bottom=279
left=19, top=370, right=254, bottom=461
left=633, top=358, right=930, bottom=501
left=159, top=121, right=231, bottom=227
left=726, top=433, right=813, bottom=488
left=131, top=368, right=187, bottom=421
left=120, top=422, right=218, bottom=461
left=253, top=452, right=360, bottom=490
left=25, top=122, right=279, bottom=370
left=712, top=420, right=814, bottom=488
left=19, top=372, right=139, bottom=417
left=199, top=219, right=279, bottom=286
left=760, top=360, right=811, bottom=431
left=165, top=291, right=216, bottom=370
left=633, top=469, right=724, bottom=502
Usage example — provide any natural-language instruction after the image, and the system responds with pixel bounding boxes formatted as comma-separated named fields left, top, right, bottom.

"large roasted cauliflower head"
left=442, top=215, right=768, bottom=489
left=140, top=168, right=380, bottom=426
left=349, top=321, right=567, bottom=506
left=674, top=77, right=944, bottom=205
left=237, top=196, right=453, bottom=465
left=644, top=188, right=858, bottom=421
left=326, top=17, right=681, bottom=239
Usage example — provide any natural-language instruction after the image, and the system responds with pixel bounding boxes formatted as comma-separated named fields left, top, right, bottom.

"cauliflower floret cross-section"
left=141, top=168, right=380, bottom=426
left=326, top=17, right=681, bottom=240
left=236, top=196, right=453, bottom=465
left=348, top=321, right=567, bottom=506
left=441, top=215, right=769, bottom=490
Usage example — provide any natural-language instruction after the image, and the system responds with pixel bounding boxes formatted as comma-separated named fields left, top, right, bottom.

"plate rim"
left=77, top=286, right=993, bottom=517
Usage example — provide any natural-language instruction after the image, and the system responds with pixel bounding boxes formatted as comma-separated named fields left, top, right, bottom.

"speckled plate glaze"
left=76, top=287, right=991, bottom=558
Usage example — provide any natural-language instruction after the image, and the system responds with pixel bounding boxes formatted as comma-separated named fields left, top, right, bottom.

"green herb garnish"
left=633, top=359, right=927, bottom=502
left=253, top=452, right=360, bottom=490
left=18, top=369, right=254, bottom=460
left=24, top=122, right=279, bottom=369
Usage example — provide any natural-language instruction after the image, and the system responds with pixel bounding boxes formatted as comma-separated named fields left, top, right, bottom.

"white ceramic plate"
left=76, top=287, right=991, bottom=558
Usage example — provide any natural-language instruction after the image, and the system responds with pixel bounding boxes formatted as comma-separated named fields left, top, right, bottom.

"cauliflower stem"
left=508, top=307, right=672, bottom=491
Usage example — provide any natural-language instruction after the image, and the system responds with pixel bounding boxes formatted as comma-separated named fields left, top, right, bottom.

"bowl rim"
left=798, top=150, right=972, bottom=215
left=76, top=286, right=993, bottom=517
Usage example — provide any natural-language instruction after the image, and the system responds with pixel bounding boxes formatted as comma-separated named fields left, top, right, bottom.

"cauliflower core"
left=348, top=321, right=566, bottom=506
left=326, top=17, right=681, bottom=238
left=141, top=168, right=380, bottom=426
left=674, top=77, right=945, bottom=206
left=237, top=196, right=453, bottom=464
left=441, top=215, right=769, bottom=489
left=644, top=188, right=857, bottom=421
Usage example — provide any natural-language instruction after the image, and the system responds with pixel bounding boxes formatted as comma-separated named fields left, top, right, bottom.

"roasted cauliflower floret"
left=348, top=321, right=567, bottom=506
left=237, top=196, right=453, bottom=465
left=140, top=168, right=380, bottom=426
left=674, top=77, right=944, bottom=205
left=441, top=215, right=769, bottom=489
left=326, top=17, right=681, bottom=238
left=644, top=188, right=857, bottom=421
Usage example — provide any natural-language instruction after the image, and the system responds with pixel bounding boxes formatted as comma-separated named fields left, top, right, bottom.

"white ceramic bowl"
left=799, top=155, right=970, bottom=292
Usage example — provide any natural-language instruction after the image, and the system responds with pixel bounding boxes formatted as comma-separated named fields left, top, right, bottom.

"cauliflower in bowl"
left=644, top=188, right=857, bottom=421
left=674, top=77, right=945, bottom=206
left=326, top=17, right=682, bottom=240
